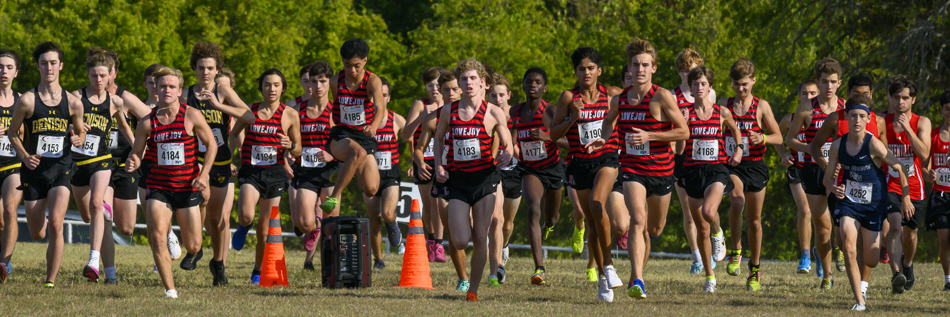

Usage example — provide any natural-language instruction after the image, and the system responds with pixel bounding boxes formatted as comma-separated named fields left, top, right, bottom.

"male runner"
left=780, top=80, right=819, bottom=274
left=923, top=91, right=950, bottom=292
left=0, top=48, right=21, bottom=283
left=364, top=77, right=404, bottom=270
left=402, top=67, right=444, bottom=262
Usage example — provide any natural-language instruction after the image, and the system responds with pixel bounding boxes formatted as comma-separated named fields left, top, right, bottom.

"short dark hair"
left=380, top=76, right=391, bottom=91
left=0, top=48, right=21, bottom=71
left=257, top=68, right=287, bottom=93
left=571, top=47, right=602, bottom=69
left=887, top=75, right=917, bottom=97
left=845, top=93, right=874, bottom=109
left=307, top=60, right=334, bottom=79
left=687, top=65, right=714, bottom=88
left=32, top=42, right=64, bottom=64
left=437, top=69, right=456, bottom=86
left=144, top=63, right=164, bottom=81
left=941, top=91, right=950, bottom=106
left=421, top=67, right=443, bottom=83
left=523, top=66, right=548, bottom=85
left=847, top=73, right=874, bottom=93
left=619, top=63, right=629, bottom=85
left=798, top=79, right=817, bottom=92
left=299, top=63, right=313, bottom=78
left=340, top=38, right=370, bottom=60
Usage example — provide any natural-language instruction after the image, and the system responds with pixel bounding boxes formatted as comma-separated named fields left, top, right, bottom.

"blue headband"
left=846, top=104, right=871, bottom=115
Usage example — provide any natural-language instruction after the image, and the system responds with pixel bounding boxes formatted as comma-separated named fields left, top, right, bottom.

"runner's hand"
left=363, top=125, right=378, bottom=138
left=230, top=163, right=239, bottom=177
left=901, top=196, right=915, bottom=220
left=415, top=160, right=432, bottom=181
left=728, top=151, right=742, bottom=166
left=749, top=131, right=764, bottom=145
left=627, top=127, right=651, bottom=146
left=192, top=173, right=209, bottom=191
left=278, top=133, right=292, bottom=149
left=70, top=130, right=83, bottom=148
left=497, top=149, right=513, bottom=168
left=125, top=154, right=140, bottom=172
left=24, top=154, right=41, bottom=170
left=283, top=163, right=294, bottom=179
left=435, top=165, right=448, bottom=183
left=834, top=184, right=846, bottom=199
left=926, top=169, right=937, bottom=183
left=584, top=138, right=606, bottom=153
left=317, top=149, right=334, bottom=163
left=569, top=98, right=584, bottom=122
left=195, top=89, right=221, bottom=106
left=529, top=128, right=550, bottom=141
left=781, top=154, right=794, bottom=167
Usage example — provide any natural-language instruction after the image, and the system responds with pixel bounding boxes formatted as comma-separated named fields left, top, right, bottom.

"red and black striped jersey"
left=374, top=111, right=400, bottom=170
left=885, top=113, right=924, bottom=199
left=565, top=85, right=617, bottom=161
left=788, top=113, right=807, bottom=166
left=801, top=97, right=845, bottom=165
left=723, top=97, right=765, bottom=161
left=414, top=98, right=436, bottom=160
left=511, top=100, right=560, bottom=170
left=683, top=103, right=726, bottom=166
left=298, top=100, right=333, bottom=170
left=617, top=85, right=674, bottom=176
left=146, top=103, right=198, bottom=191
left=241, top=103, right=286, bottom=168
left=930, top=129, right=950, bottom=192
left=332, top=70, right=375, bottom=131
left=446, top=101, right=493, bottom=172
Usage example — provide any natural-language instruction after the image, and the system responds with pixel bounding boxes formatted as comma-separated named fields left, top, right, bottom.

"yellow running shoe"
left=572, top=227, right=585, bottom=253
left=531, top=269, right=546, bottom=285
left=586, top=268, right=597, bottom=282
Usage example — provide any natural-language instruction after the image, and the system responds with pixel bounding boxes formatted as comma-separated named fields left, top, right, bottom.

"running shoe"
left=434, top=243, right=447, bottom=263
left=880, top=246, right=889, bottom=263
left=152, top=265, right=158, bottom=273
left=502, top=245, right=510, bottom=266
left=180, top=249, right=203, bottom=271
left=83, top=265, right=100, bottom=282
left=466, top=292, right=478, bottom=302
left=386, top=222, right=402, bottom=248
left=616, top=231, right=628, bottom=250
left=456, top=280, right=470, bottom=292
left=398, top=242, right=406, bottom=255
left=604, top=265, right=623, bottom=289
left=531, top=268, right=546, bottom=285
left=891, top=272, right=907, bottom=294
left=488, top=277, right=500, bottom=287
left=103, top=201, right=113, bottom=222
left=902, top=258, right=915, bottom=290
left=232, top=224, right=250, bottom=251
left=747, top=269, right=760, bottom=291
left=543, top=225, right=554, bottom=240
left=811, top=248, right=824, bottom=278
left=210, top=260, right=228, bottom=287
left=627, top=279, right=646, bottom=299
left=250, top=272, right=261, bottom=285
left=820, top=278, right=833, bottom=290
left=835, top=247, right=845, bottom=272
left=43, top=282, right=54, bottom=288
left=293, top=226, right=303, bottom=237
left=690, top=261, right=703, bottom=275
left=851, top=302, right=866, bottom=312
left=726, top=250, right=742, bottom=276
left=319, top=197, right=338, bottom=214
left=303, top=262, right=315, bottom=271
left=797, top=253, right=811, bottom=274
left=944, top=281, right=950, bottom=291
left=586, top=268, right=598, bottom=282
left=497, top=266, right=506, bottom=284
left=168, top=232, right=182, bottom=261
left=597, top=275, right=614, bottom=302
left=104, top=278, right=118, bottom=285
left=373, top=259, right=386, bottom=270
left=703, top=279, right=717, bottom=293
left=711, top=229, right=726, bottom=261
left=571, top=226, right=585, bottom=253
left=164, top=289, right=178, bottom=299
left=303, top=231, right=319, bottom=252
left=0, top=262, right=8, bottom=283
left=426, top=240, right=435, bottom=262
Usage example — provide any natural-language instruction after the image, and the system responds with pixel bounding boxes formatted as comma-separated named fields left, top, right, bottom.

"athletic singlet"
left=374, top=111, right=399, bottom=171
left=436, top=106, right=450, bottom=167
left=73, top=89, right=114, bottom=163
left=241, top=103, right=286, bottom=168
left=0, top=92, right=20, bottom=168
left=298, top=100, right=333, bottom=170
left=512, top=100, right=560, bottom=170
left=723, top=97, right=765, bottom=161
left=109, top=86, right=137, bottom=161
left=145, top=103, right=197, bottom=191
left=930, top=129, right=950, bottom=192
left=292, top=95, right=306, bottom=111
left=683, top=103, right=726, bottom=167
left=565, top=85, right=616, bottom=160
left=25, top=88, right=70, bottom=165
left=617, top=85, right=674, bottom=176
left=789, top=113, right=808, bottom=167
left=801, top=97, right=846, bottom=165
left=446, top=100, right=493, bottom=172
left=186, top=84, right=230, bottom=163
left=332, top=70, right=375, bottom=131
left=837, top=133, right=886, bottom=206
left=836, top=109, right=879, bottom=138
left=885, top=113, right=924, bottom=199
left=414, top=98, right=436, bottom=160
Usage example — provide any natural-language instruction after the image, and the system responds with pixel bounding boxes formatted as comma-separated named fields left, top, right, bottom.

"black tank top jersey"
left=25, top=88, right=71, bottom=166
left=565, top=85, right=617, bottom=161
left=145, top=104, right=198, bottom=191
left=617, top=85, right=674, bottom=176
left=446, top=101, right=493, bottom=172
left=801, top=97, right=846, bottom=165
left=374, top=111, right=400, bottom=169
left=297, top=100, right=333, bottom=170
left=332, top=70, right=376, bottom=131
left=241, top=103, right=286, bottom=168
left=109, top=86, right=137, bottom=160
left=683, top=103, right=726, bottom=166
left=837, top=133, right=886, bottom=206
left=723, top=97, right=766, bottom=161
left=186, top=84, right=230, bottom=163
left=0, top=92, right=20, bottom=167
left=512, top=100, right=560, bottom=170
left=73, top=88, right=114, bottom=161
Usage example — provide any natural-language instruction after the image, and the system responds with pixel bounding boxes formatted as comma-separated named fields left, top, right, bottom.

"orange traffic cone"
left=394, top=199, right=434, bottom=289
left=260, top=206, right=289, bottom=287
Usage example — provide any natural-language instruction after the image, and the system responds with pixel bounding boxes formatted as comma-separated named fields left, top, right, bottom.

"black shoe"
left=294, top=226, right=304, bottom=237
left=891, top=272, right=907, bottom=294
left=902, top=256, right=915, bottom=291
left=210, top=260, right=228, bottom=286
left=944, top=281, right=950, bottom=291
left=303, top=262, right=315, bottom=271
left=386, top=222, right=402, bottom=249
left=180, top=249, right=203, bottom=271
left=373, top=259, right=385, bottom=270
left=497, top=266, right=506, bottom=284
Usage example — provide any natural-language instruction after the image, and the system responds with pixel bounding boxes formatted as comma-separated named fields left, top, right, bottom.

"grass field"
left=0, top=242, right=948, bottom=316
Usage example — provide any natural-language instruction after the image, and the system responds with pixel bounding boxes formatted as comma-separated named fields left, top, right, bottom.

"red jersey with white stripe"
left=930, top=129, right=950, bottom=193
left=801, top=97, right=846, bottom=165
left=723, top=97, right=766, bottom=161
left=565, top=85, right=617, bottom=160
left=446, top=101, right=493, bottom=172
left=885, top=113, right=924, bottom=199
left=298, top=101, right=333, bottom=170
left=511, top=100, right=560, bottom=170
left=617, top=85, right=674, bottom=176
left=332, top=70, right=375, bottom=131
left=683, top=103, right=726, bottom=167
left=374, top=111, right=400, bottom=170
left=146, top=104, right=198, bottom=191
left=241, top=103, right=286, bottom=167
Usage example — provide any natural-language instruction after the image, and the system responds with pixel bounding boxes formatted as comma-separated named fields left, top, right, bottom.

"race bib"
left=579, top=120, right=603, bottom=145
left=888, top=157, right=916, bottom=178
left=501, top=157, right=518, bottom=171
left=936, top=168, right=950, bottom=187
left=198, top=128, right=225, bottom=152
left=453, top=138, right=480, bottom=162
left=0, top=136, right=15, bottom=157
left=441, top=145, right=448, bottom=166
left=797, top=151, right=805, bottom=162
left=423, top=139, right=435, bottom=158
left=71, top=134, right=101, bottom=156
left=109, top=131, right=118, bottom=150
left=521, top=140, right=547, bottom=162
left=692, top=139, right=719, bottom=161
left=625, top=136, right=649, bottom=156
left=251, top=145, right=277, bottom=166
left=341, top=105, right=366, bottom=126
left=301, top=147, right=326, bottom=168
left=36, top=135, right=64, bottom=158
left=725, top=136, right=750, bottom=157
left=157, top=143, right=184, bottom=166
left=376, top=151, right=392, bottom=170
left=845, top=180, right=873, bottom=204
left=819, top=142, right=831, bottom=162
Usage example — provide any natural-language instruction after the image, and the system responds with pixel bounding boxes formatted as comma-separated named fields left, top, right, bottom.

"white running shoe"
left=502, top=245, right=510, bottom=266
left=167, top=232, right=182, bottom=261
left=711, top=228, right=726, bottom=262
left=597, top=275, right=614, bottom=302
left=703, top=279, right=717, bottom=293
left=603, top=265, right=623, bottom=289
left=152, top=265, right=158, bottom=273
left=397, top=242, right=406, bottom=255
left=851, top=302, right=866, bottom=311
left=164, top=289, right=178, bottom=299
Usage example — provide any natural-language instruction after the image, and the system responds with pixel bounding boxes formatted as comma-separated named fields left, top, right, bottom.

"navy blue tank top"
left=838, top=133, right=886, bottom=206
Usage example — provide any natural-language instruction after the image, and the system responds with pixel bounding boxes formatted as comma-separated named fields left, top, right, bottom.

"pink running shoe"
left=616, top=231, right=629, bottom=250
left=83, top=265, right=100, bottom=283
left=304, top=231, right=319, bottom=251
left=103, top=201, right=113, bottom=222
left=434, top=242, right=447, bottom=263
left=426, top=240, right=436, bottom=262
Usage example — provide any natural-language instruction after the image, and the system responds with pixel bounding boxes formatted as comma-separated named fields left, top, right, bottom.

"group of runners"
left=0, top=38, right=948, bottom=311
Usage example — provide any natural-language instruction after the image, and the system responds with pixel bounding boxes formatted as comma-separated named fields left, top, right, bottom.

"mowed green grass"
left=0, top=242, right=948, bottom=316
